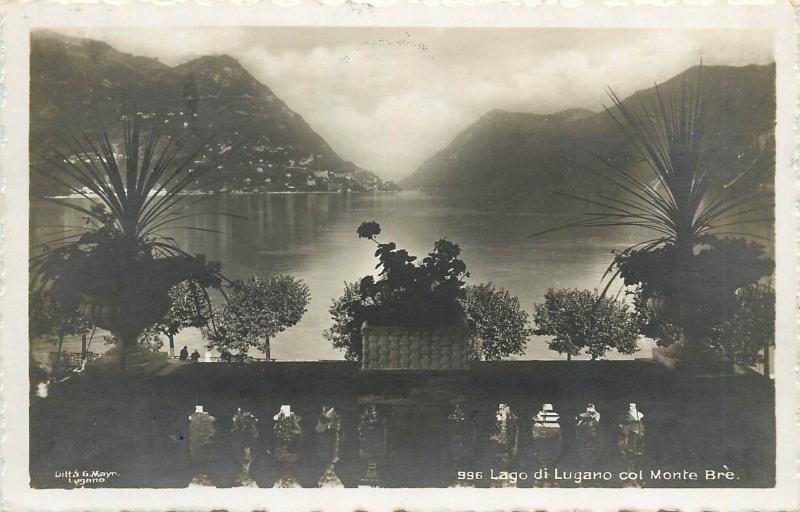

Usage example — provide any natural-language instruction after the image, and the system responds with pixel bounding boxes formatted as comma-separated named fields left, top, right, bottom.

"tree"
left=533, top=288, right=642, bottom=361
left=154, top=280, right=211, bottom=358
left=460, top=282, right=532, bottom=361
left=206, top=274, right=310, bottom=360
left=707, top=283, right=774, bottom=375
left=322, top=281, right=365, bottom=361
left=30, top=282, right=92, bottom=376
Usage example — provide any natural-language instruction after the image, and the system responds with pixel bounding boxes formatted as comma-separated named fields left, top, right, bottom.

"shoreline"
left=44, top=190, right=401, bottom=199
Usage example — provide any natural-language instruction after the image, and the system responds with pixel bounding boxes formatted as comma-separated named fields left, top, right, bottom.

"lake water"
left=30, top=191, right=657, bottom=361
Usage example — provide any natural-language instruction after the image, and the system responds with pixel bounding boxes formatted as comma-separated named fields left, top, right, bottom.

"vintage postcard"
left=1, top=2, right=797, bottom=511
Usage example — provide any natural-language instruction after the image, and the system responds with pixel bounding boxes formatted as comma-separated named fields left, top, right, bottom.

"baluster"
left=272, top=405, right=303, bottom=488
left=358, top=404, right=384, bottom=487
left=231, top=408, right=259, bottom=487
left=315, top=405, right=344, bottom=487
left=618, top=403, right=645, bottom=488
left=531, top=403, right=562, bottom=487
left=574, top=403, right=603, bottom=484
left=447, top=403, right=477, bottom=487
left=489, top=403, right=519, bottom=488
left=188, top=405, right=216, bottom=487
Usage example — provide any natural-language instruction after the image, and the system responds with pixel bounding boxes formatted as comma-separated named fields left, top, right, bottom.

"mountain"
left=29, top=31, right=396, bottom=195
left=402, top=64, right=775, bottom=212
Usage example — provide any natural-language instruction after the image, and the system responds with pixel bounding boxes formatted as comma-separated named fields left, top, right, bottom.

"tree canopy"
left=533, top=288, right=642, bottom=360
left=707, top=282, right=774, bottom=373
left=460, top=282, right=532, bottom=361
left=153, top=280, right=212, bottom=355
left=206, top=274, right=310, bottom=360
left=322, top=281, right=365, bottom=362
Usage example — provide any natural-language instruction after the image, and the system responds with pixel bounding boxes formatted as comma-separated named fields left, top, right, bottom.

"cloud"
left=53, top=27, right=773, bottom=180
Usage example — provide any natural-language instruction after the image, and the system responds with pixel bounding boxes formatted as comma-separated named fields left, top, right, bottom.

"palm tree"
left=31, top=113, right=239, bottom=369
left=532, top=66, right=774, bottom=357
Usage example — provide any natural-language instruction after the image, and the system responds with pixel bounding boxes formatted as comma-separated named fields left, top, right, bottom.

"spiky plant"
left=31, top=113, right=239, bottom=357
left=532, top=66, right=774, bottom=348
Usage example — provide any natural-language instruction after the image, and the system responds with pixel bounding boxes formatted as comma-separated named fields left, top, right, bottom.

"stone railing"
left=48, top=351, right=99, bottom=375
left=181, top=400, right=653, bottom=489
left=29, top=360, right=774, bottom=489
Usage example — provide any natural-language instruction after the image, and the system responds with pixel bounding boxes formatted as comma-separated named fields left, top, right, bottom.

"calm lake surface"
left=31, top=191, right=657, bottom=361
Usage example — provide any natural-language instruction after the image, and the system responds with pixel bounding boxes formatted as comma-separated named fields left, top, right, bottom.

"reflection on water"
left=30, top=191, right=657, bottom=361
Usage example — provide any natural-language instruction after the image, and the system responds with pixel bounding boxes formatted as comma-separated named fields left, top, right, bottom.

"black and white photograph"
left=2, top=3, right=798, bottom=511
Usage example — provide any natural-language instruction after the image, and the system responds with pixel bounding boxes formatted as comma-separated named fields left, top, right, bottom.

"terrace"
left=29, top=359, right=774, bottom=489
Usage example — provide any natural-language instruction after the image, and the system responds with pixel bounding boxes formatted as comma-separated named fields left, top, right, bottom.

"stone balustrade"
left=30, top=360, right=775, bottom=488
left=182, top=400, right=654, bottom=488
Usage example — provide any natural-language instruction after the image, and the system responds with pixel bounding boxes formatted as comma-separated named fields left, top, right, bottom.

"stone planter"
left=78, top=276, right=172, bottom=371
left=80, top=288, right=170, bottom=346
left=648, top=295, right=731, bottom=372
left=80, top=290, right=170, bottom=372
left=360, top=314, right=470, bottom=371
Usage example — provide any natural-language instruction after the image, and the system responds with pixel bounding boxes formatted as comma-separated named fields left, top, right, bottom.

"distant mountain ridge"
left=30, top=31, right=396, bottom=195
left=402, top=64, right=775, bottom=212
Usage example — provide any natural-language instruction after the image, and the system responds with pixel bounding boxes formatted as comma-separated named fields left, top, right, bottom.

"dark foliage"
left=533, top=288, right=642, bottom=360
left=30, top=114, right=232, bottom=346
left=205, top=274, right=310, bottom=358
left=325, top=222, right=470, bottom=360
left=616, top=237, right=773, bottom=342
left=708, top=283, right=775, bottom=370
left=460, top=283, right=532, bottom=361
left=356, top=222, right=469, bottom=326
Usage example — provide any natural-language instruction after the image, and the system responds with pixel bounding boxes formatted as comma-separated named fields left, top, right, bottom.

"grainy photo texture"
left=2, top=4, right=797, bottom=510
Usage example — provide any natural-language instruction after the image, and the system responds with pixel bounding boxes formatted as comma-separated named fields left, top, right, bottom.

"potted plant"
left=31, top=114, right=233, bottom=371
left=530, top=66, right=774, bottom=369
left=350, top=221, right=470, bottom=371
left=614, top=238, right=772, bottom=367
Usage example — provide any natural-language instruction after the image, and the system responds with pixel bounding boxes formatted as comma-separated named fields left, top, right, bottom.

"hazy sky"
left=54, top=27, right=773, bottom=180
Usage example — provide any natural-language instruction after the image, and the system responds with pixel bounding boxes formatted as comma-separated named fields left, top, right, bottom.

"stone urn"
left=648, top=295, right=730, bottom=372
left=272, top=405, right=303, bottom=488
left=357, top=405, right=384, bottom=487
left=80, top=285, right=170, bottom=371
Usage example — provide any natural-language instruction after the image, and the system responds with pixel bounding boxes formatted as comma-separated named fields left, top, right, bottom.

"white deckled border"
left=0, top=2, right=797, bottom=512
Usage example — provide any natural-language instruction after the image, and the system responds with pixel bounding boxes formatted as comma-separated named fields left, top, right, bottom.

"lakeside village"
left=31, top=71, right=776, bottom=488
left=63, top=131, right=400, bottom=196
